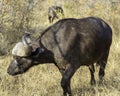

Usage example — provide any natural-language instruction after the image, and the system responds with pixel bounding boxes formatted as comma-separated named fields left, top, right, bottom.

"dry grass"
left=0, top=36, right=120, bottom=96
left=0, top=0, right=120, bottom=96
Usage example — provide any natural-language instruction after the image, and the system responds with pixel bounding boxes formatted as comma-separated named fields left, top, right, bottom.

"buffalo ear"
left=39, top=47, right=45, bottom=53
left=32, top=47, right=45, bottom=56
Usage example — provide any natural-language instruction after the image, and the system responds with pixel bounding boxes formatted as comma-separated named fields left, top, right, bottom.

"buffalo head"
left=7, top=33, right=45, bottom=75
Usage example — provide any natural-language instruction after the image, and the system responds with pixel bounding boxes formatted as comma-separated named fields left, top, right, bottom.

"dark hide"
left=7, top=17, right=112, bottom=96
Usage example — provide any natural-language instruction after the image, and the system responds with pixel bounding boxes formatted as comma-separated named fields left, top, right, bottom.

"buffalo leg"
left=89, top=64, right=96, bottom=85
left=61, top=65, right=78, bottom=96
left=54, top=62, right=65, bottom=76
left=98, top=50, right=110, bottom=84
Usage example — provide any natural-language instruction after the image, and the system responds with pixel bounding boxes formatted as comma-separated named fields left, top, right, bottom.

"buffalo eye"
left=13, top=56, right=21, bottom=61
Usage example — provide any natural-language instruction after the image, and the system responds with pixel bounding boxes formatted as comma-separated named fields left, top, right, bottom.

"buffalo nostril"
left=7, top=70, right=9, bottom=73
left=7, top=69, right=10, bottom=74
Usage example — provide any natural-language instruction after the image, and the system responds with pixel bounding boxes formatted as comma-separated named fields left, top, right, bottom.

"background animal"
left=48, top=6, right=64, bottom=23
left=7, top=17, right=112, bottom=96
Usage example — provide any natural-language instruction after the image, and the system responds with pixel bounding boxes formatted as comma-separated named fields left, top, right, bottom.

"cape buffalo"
left=7, top=17, right=112, bottom=96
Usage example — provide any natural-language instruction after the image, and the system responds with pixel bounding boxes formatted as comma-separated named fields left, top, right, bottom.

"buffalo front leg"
left=89, top=64, right=96, bottom=85
left=61, top=65, right=79, bottom=96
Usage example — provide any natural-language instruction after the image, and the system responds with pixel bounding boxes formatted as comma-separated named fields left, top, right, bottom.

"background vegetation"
left=0, top=0, right=120, bottom=96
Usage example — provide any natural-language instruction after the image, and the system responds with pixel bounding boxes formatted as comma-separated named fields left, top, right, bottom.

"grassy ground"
left=0, top=0, right=120, bottom=96
left=0, top=33, right=120, bottom=96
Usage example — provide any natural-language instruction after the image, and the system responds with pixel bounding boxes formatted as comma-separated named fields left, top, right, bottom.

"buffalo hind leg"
left=61, top=65, right=79, bottom=96
left=98, top=50, right=110, bottom=84
left=89, top=64, right=96, bottom=85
